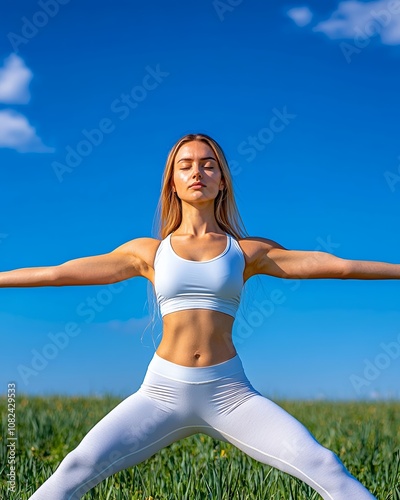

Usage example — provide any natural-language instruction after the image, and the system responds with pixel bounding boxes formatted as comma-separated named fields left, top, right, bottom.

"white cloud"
left=0, top=109, right=55, bottom=153
left=0, top=53, right=55, bottom=153
left=286, top=6, right=313, bottom=27
left=312, top=0, right=400, bottom=45
left=380, top=12, right=400, bottom=43
left=105, top=317, right=154, bottom=335
left=0, top=53, right=33, bottom=104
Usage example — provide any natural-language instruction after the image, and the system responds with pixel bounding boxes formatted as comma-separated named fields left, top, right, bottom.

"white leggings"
left=29, top=353, right=376, bottom=499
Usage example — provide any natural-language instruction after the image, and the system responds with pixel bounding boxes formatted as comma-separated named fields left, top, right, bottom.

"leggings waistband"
left=147, top=352, right=245, bottom=383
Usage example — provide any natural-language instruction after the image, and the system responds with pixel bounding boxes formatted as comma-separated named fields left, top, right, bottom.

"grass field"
left=1, top=396, right=399, bottom=499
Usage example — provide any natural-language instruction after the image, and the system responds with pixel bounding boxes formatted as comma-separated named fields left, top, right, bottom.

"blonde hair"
left=154, top=133, right=249, bottom=240
left=144, top=133, right=251, bottom=348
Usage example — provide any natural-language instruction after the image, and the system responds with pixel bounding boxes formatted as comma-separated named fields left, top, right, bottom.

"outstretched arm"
left=250, top=239, right=400, bottom=280
left=0, top=238, right=152, bottom=288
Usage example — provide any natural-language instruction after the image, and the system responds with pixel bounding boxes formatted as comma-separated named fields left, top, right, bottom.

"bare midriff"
left=156, top=309, right=237, bottom=367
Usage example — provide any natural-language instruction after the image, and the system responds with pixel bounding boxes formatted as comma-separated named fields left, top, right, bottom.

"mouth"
left=190, top=183, right=205, bottom=188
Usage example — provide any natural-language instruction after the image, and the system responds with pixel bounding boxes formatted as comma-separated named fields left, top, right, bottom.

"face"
left=172, top=141, right=225, bottom=203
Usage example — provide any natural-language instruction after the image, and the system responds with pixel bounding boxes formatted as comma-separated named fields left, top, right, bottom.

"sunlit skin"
left=156, top=140, right=238, bottom=366
left=2, top=140, right=400, bottom=368
left=2, top=135, right=399, bottom=499
left=171, top=140, right=225, bottom=210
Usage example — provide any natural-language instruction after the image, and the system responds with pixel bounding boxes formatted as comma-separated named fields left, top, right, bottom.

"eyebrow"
left=177, top=156, right=217, bottom=163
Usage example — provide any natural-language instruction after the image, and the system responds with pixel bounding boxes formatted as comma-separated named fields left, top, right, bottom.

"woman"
left=3, top=133, right=396, bottom=499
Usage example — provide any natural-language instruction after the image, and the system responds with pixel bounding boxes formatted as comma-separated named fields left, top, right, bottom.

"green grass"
left=1, top=396, right=399, bottom=499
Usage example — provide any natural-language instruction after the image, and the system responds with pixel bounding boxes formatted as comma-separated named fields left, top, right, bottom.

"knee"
left=47, top=448, right=108, bottom=497
left=54, top=447, right=110, bottom=490
left=61, top=445, right=124, bottom=480
left=319, top=447, right=347, bottom=476
left=58, top=448, right=93, bottom=475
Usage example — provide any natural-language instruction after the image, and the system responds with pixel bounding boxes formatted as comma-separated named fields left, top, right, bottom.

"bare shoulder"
left=237, top=236, right=287, bottom=280
left=112, top=237, right=162, bottom=278
left=238, top=236, right=287, bottom=259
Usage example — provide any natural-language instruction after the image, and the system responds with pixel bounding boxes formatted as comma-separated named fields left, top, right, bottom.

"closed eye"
left=180, top=165, right=214, bottom=170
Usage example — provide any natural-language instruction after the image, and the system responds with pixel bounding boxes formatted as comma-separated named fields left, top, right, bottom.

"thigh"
left=210, top=391, right=322, bottom=467
left=69, top=390, right=190, bottom=471
left=208, top=392, right=375, bottom=499
left=35, top=390, right=194, bottom=499
left=29, top=379, right=201, bottom=499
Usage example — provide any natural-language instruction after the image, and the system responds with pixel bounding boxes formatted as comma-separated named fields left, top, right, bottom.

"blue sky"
left=1, top=0, right=400, bottom=400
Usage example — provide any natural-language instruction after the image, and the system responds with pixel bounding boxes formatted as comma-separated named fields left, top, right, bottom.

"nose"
left=192, top=164, right=202, bottom=178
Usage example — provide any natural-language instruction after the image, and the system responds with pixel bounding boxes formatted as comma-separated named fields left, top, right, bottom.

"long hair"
left=144, top=133, right=252, bottom=347
left=154, top=133, right=249, bottom=240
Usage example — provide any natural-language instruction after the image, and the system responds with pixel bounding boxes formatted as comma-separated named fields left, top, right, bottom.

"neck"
left=176, top=201, right=221, bottom=236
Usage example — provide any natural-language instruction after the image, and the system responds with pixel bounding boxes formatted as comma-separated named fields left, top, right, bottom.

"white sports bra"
left=153, top=232, right=245, bottom=318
